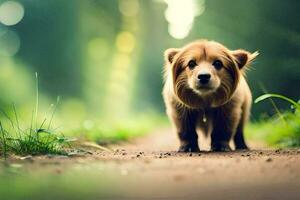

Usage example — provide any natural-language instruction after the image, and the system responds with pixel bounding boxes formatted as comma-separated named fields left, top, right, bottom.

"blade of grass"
left=35, top=72, right=39, bottom=130
left=255, top=94, right=300, bottom=110
left=0, top=122, right=7, bottom=159
left=29, top=110, right=34, bottom=147
left=48, top=96, right=60, bottom=130
left=0, top=108, right=15, bottom=128
left=12, top=103, right=22, bottom=140
left=38, top=118, right=47, bottom=131
left=257, top=83, right=286, bottom=124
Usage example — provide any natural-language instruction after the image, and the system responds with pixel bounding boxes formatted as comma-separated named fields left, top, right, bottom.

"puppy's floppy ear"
left=164, top=48, right=180, bottom=64
left=231, top=49, right=259, bottom=69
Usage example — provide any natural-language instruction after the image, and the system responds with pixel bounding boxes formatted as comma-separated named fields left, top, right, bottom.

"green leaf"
left=255, top=94, right=300, bottom=110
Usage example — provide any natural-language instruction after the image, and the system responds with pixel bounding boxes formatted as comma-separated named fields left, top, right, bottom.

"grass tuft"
left=0, top=73, right=73, bottom=158
left=248, top=93, right=300, bottom=147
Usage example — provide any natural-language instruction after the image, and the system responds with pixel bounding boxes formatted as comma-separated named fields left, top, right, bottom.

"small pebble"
left=266, top=157, right=273, bottom=162
left=275, top=149, right=281, bottom=153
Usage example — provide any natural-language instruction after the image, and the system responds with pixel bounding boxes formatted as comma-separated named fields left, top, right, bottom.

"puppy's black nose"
left=197, top=73, right=211, bottom=84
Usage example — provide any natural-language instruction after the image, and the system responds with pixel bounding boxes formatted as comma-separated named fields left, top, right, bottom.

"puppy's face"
left=165, top=40, right=258, bottom=108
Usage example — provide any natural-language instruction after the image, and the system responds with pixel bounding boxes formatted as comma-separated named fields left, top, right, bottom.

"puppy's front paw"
left=235, top=144, right=249, bottom=151
left=211, top=143, right=231, bottom=152
left=178, top=143, right=200, bottom=152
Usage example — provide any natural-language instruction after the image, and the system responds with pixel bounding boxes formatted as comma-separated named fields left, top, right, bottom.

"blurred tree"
left=15, top=0, right=82, bottom=97
left=132, top=1, right=167, bottom=113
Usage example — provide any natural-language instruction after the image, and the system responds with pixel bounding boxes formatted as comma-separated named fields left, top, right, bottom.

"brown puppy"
left=163, top=40, right=258, bottom=152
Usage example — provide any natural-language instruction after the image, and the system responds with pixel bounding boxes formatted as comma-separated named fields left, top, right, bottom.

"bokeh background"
left=0, top=0, right=299, bottom=130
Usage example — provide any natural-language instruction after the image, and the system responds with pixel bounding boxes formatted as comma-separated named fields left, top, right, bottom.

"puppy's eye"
left=212, top=60, right=223, bottom=70
left=188, top=60, right=197, bottom=69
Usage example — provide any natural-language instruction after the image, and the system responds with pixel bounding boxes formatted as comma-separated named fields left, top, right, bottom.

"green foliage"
left=70, top=114, right=168, bottom=145
left=0, top=74, right=73, bottom=157
left=255, top=94, right=300, bottom=110
left=248, top=94, right=300, bottom=147
left=0, top=115, right=72, bottom=157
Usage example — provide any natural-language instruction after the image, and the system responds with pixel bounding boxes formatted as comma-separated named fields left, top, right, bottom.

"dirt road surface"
left=1, top=128, right=300, bottom=200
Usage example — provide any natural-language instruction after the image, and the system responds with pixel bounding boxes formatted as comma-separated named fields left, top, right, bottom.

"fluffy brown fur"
left=163, top=40, right=258, bottom=152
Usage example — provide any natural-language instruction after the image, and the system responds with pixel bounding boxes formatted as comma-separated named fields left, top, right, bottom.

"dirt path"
left=2, top=128, right=300, bottom=200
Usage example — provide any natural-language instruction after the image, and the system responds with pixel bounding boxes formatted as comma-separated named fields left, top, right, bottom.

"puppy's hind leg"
left=234, top=104, right=249, bottom=150
left=234, top=122, right=248, bottom=150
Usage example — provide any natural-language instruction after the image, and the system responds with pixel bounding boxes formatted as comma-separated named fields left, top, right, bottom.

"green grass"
left=0, top=73, right=72, bottom=157
left=0, top=118, right=72, bottom=157
left=247, top=94, right=300, bottom=147
left=0, top=73, right=168, bottom=157
left=69, top=114, right=168, bottom=145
